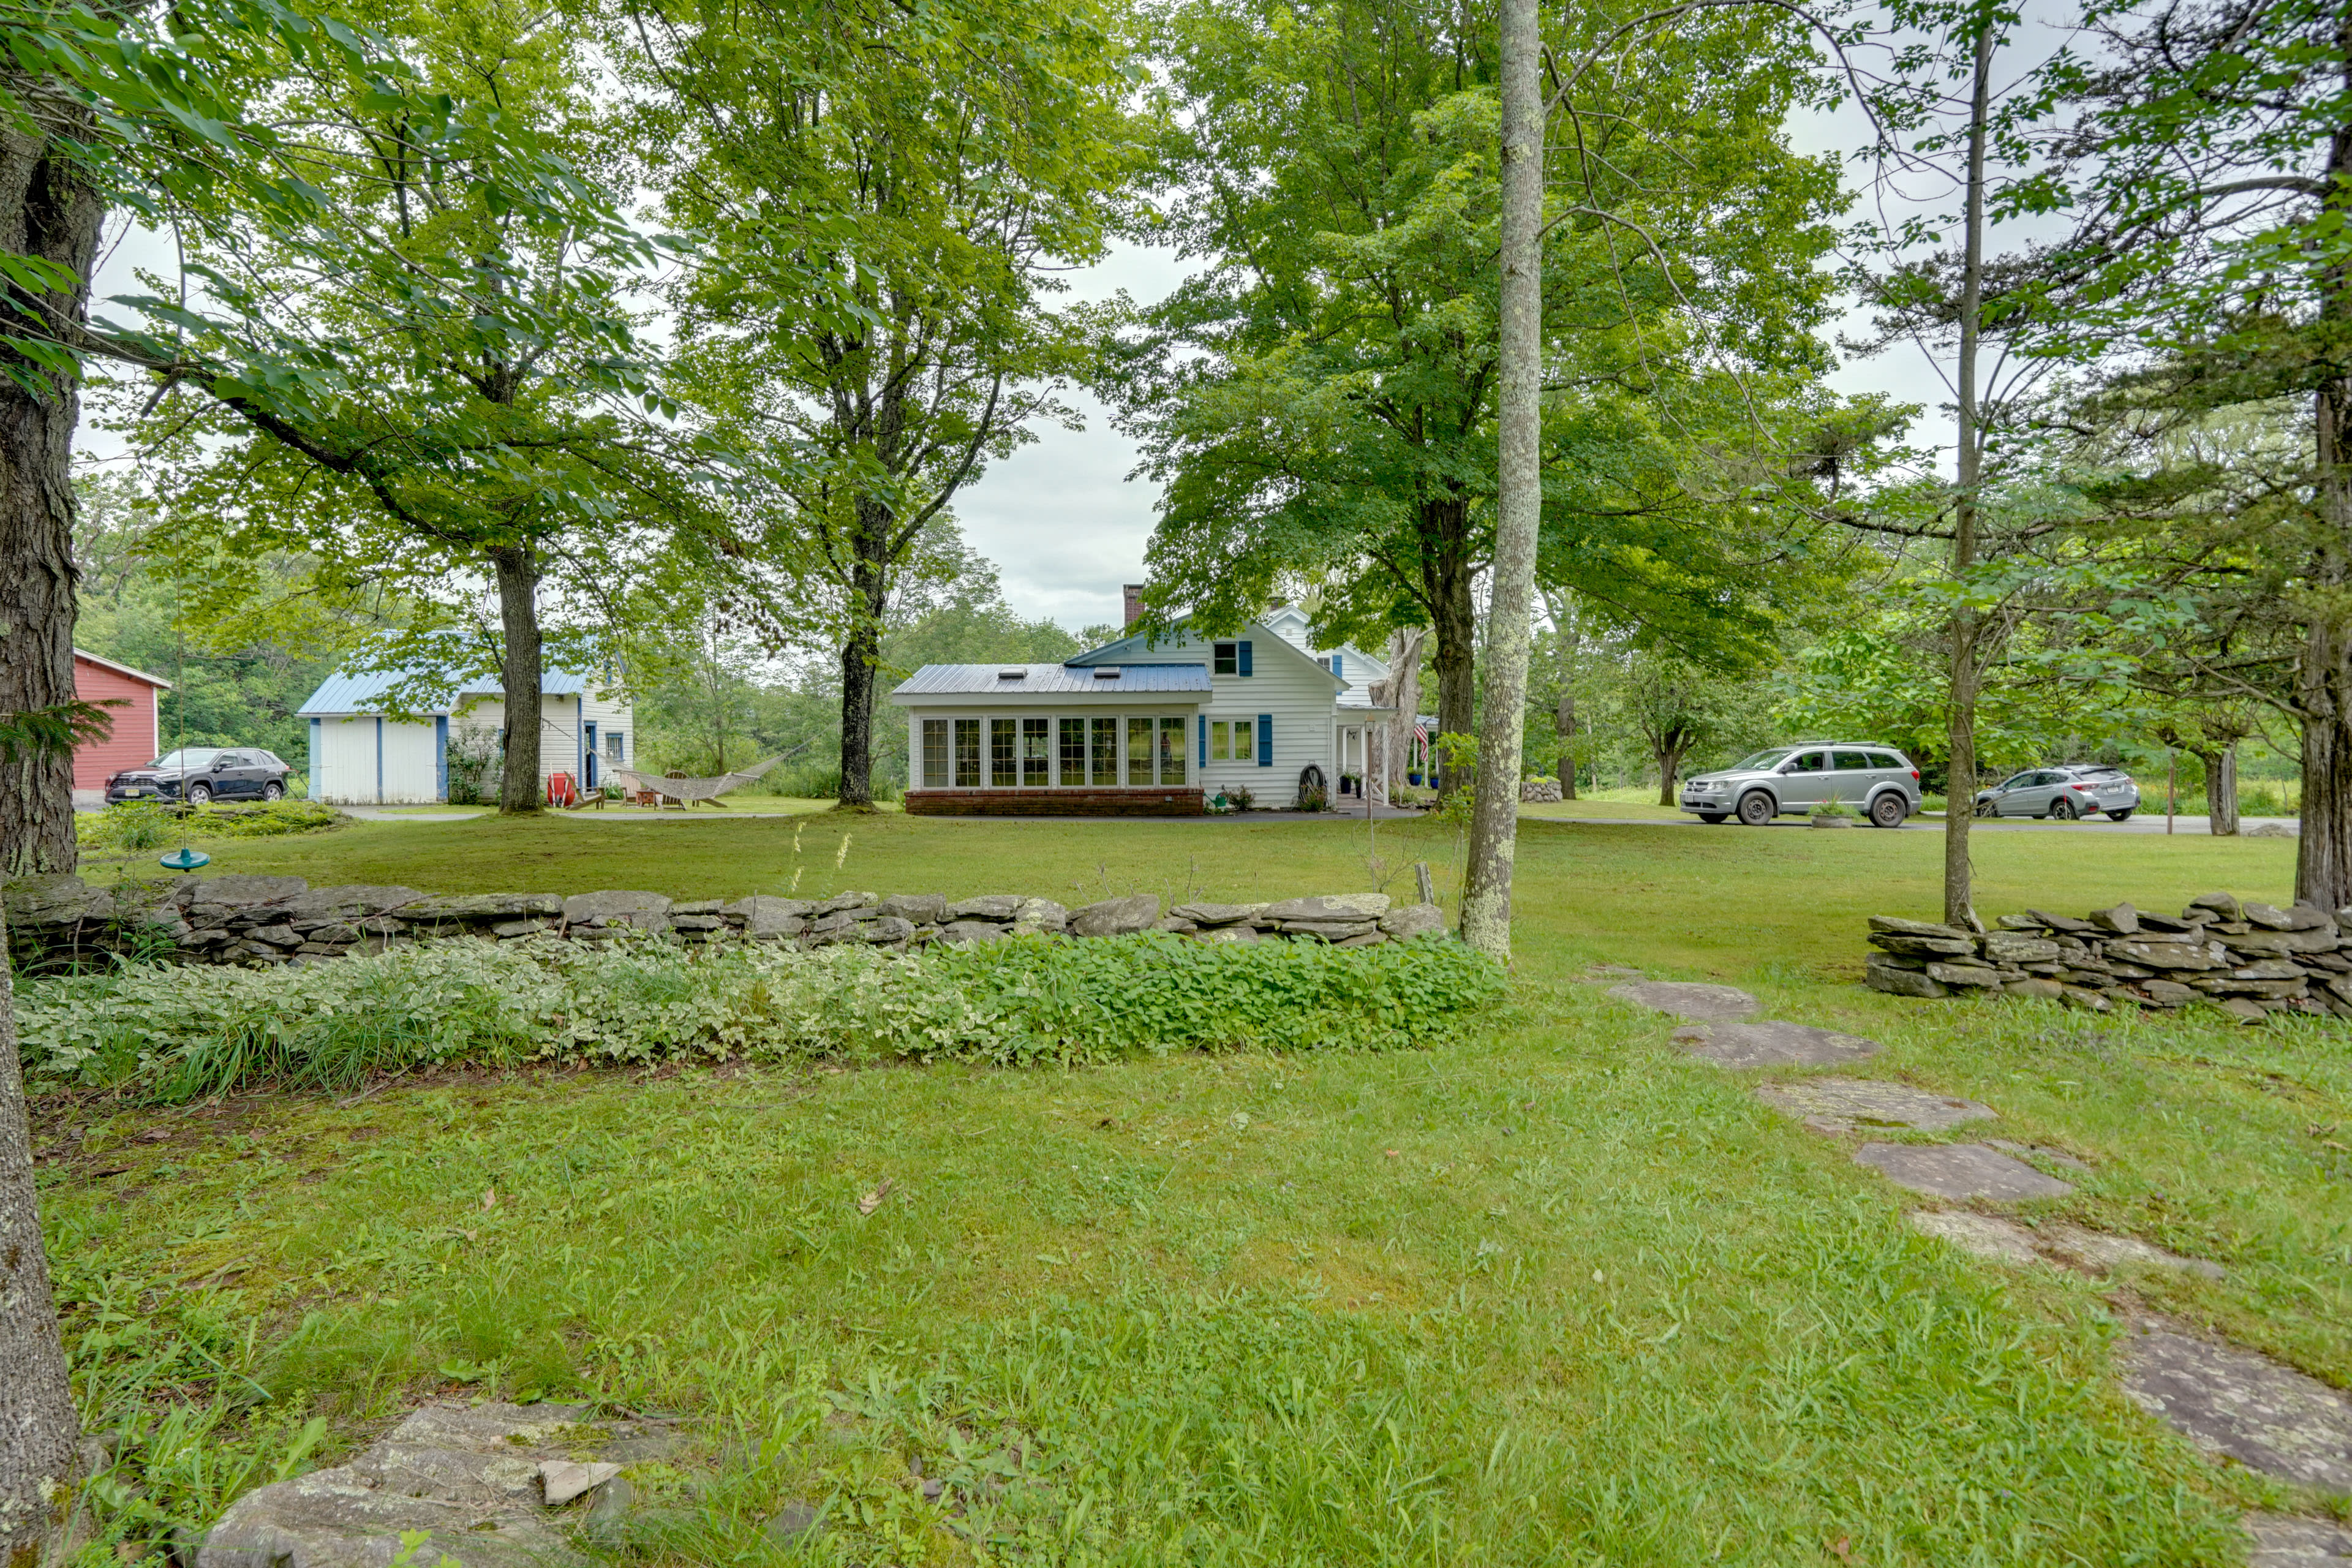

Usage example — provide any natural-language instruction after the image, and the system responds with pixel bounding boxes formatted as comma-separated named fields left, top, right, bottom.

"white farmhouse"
left=296, top=664, right=634, bottom=805
left=887, top=590, right=1394, bottom=815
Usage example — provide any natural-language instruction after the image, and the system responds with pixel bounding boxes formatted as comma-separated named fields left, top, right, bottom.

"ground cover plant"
left=19, top=934, right=1502, bottom=1100
left=31, top=812, right=2351, bottom=1564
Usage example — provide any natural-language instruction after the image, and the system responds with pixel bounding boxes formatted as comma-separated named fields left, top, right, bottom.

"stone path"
left=1606, top=980, right=1760, bottom=1021
left=1853, top=1142, right=2076, bottom=1200
left=199, top=1401, right=677, bottom=1568
left=1616, top=966, right=2352, bottom=1523
left=1756, top=1077, right=1994, bottom=1134
left=1906, top=1212, right=2223, bottom=1279
left=2121, top=1325, right=2352, bottom=1494
left=2250, top=1515, right=2352, bottom=1566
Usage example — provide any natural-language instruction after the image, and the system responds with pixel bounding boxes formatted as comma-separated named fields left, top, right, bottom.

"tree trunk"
left=1653, top=741, right=1687, bottom=806
left=2302, top=33, right=2352, bottom=911
left=0, top=91, right=104, bottom=879
left=1381, top=627, right=1425, bottom=788
left=1425, top=500, right=1477, bottom=794
left=488, top=545, right=543, bottom=814
left=2189, top=747, right=2240, bottom=835
left=1460, top=0, right=1541, bottom=961
left=1, top=911, right=83, bottom=1568
left=836, top=506, right=889, bottom=809
left=1544, top=591, right=1578, bottom=799
left=1943, top=21, right=1994, bottom=930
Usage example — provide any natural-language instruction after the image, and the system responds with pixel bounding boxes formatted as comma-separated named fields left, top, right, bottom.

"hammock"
left=607, top=755, right=785, bottom=807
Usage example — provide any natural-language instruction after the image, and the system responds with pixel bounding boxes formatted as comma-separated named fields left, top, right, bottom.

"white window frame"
left=914, top=712, right=1195, bottom=788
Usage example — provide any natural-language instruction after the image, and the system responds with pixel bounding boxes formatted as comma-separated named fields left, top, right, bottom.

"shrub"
left=77, top=800, right=344, bottom=851
left=17, top=932, right=1506, bottom=1101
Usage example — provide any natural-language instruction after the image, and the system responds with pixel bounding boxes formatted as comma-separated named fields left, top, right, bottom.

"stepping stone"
left=1907, top=1210, right=2040, bottom=1263
left=199, top=1401, right=669, bottom=1568
left=1985, top=1137, right=2092, bottom=1172
left=2249, top=1515, right=2352, bottom=1566
left=1757, top=1077, right=1991, bottom=1131
left=1607, top=981, right=1758, bottom=1022
left=1683, top=1020, right=1881, bottom=1068
left=2121, top=1326, right=2352, bottom=1494
left=1853, top=1142, right=2075, bottom=1200
left=2041, top=1224, right=2223, bottom=1280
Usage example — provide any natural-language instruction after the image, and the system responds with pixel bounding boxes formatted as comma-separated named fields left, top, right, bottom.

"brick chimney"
left=1123, top=583, right=1145, bottom=629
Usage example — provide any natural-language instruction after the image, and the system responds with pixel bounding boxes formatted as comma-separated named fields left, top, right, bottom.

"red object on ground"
left=547, top=772, right=578, bottom=807
left=71, top=649, right=170, bottom=793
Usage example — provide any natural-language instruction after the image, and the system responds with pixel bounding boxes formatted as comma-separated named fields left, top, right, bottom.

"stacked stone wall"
left=1863, top=893, right=2351, bottom=1022
left=2, top=874, right=1449, bottom=972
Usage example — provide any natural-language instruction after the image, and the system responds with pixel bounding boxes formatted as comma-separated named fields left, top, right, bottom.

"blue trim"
left=573, top=698, right=582, bottom=796
left=1197, top=714, right=1207, bottom=767
left=374, top=715, right=384, bottom=803
left=434, top=715, right=449, bottom=802
left=1257, top=714, right=1272, bottom=766
left=309, top=717, right=320, bottom=800
left=1238, top=640, right=1253, bottom=677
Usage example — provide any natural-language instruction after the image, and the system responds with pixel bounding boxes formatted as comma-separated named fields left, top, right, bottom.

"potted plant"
left=1809, top=794, right=1857, bottom=829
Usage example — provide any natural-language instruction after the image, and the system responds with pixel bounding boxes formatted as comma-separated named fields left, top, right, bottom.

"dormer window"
left=1213, top=642, right=1238, bottom=676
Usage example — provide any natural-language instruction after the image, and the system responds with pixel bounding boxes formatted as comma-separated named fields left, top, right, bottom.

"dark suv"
left=107, top=748, right=296, bottom=807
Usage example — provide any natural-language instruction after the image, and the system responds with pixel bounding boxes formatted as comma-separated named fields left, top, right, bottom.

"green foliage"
left=17, top=933, right=1504, bottom=1101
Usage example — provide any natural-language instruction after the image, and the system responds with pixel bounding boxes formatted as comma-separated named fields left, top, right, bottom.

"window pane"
left=1128, top=717, right=1153, bottom=783
left=1833, top=750, right=1872, bottom=771
left=952, top=719, right=981, bottom=787
left=1210, top=720, right=1230, bottom=760
left=1090, top=717, right=1118, bottom=784
left=1060, top=718, right=1087, bottom=785
left=991, top=719, right=1017, bottom=786
left=1234, top=718, right=1253, bottom=761
left=923, top=720, right=949, bottom=788
left=1213, top=642, right=1237, bottom=676
left=1868, top=752, right=1902, bottom=769
left=1158, top=715, right=1186, bottom=785
left=1023, top=718, right=1050, bottom=786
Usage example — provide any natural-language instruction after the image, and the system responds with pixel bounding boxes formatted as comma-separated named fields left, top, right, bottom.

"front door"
left=1778, top=749, right=1832, bottom=809
left=584, top=723, right=598, bottom=788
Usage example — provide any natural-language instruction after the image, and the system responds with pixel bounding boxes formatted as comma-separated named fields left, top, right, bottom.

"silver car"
left=1679, top=744, right=1922, bottom=829
left=1972, top=763, right=2141, bottom=821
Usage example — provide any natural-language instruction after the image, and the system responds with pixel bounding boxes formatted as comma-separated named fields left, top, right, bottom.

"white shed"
left=295, top=664, right=634, bottom=805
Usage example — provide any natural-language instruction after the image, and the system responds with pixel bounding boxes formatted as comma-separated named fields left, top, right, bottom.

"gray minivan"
left=1678, top=744, right=1923, bottom=829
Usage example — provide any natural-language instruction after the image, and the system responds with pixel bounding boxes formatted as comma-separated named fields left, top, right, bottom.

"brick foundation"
left=905, top=788, right=1203, bottom=817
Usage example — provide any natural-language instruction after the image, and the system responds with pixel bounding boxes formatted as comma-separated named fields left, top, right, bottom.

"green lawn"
left=39, top=810, right=2352, bottom=1564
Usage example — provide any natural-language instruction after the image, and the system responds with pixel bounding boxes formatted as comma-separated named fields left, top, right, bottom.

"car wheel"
left=1973, top=799, right=1997, bottom=818
left=187, top=783, right=212, bottom=806
left=1736, top=791, right=1775, bottom=826
left=1868, top=793, right=1907, bottom=829
left=2108, top=808, right=2133, bottom=821
left=262, top=781, right=284, bottom=802
left=2048, top=797, right=2076, bottom=821
left=1698, top=813, right=1728, bottom=824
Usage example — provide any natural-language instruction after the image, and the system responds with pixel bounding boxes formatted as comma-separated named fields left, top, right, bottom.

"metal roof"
left=298, top=665, right=597, bottom=716
left=891, top=662, right=1211, bottom=697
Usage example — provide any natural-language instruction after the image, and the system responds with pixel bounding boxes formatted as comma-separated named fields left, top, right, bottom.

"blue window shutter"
left=1238, top=640, right=1253, bottom=676
left=1331, top=652, right=1343, bottom=678
left=435, top=715, right=449, bottom=802
left=1197, top=714, right=1207, bottom=766
left=1257, top=714, right=1272, bottom=766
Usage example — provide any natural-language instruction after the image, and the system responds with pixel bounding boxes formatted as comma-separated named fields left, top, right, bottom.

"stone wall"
left=1518, top=778, right=1563, bottom=803
left=1863, top=892, right=2351, bottom=1023
left=1, top=873, right=1449, bottom=973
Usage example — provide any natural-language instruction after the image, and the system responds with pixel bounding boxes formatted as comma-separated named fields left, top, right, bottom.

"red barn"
left=72, top=649, right=170, bottom=806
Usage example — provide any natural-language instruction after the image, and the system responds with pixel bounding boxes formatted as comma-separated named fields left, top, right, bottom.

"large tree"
left=617, top=0, right=1137, bottom=808
left=1118, top=0, right=1854, bottom=800
left=2035, top=0, right=2352, bottom=903
left=115, top=0, right=693, bottom=815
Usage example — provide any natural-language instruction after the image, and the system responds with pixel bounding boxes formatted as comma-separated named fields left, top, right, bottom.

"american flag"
left=1412, top=721, right=1430, bottom=745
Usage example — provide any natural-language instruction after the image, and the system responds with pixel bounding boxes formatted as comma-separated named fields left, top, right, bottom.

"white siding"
left=1131, top=627, right=1343, bottom=805
left=314, top=715, right=437, bottom=804
left=581, top=685, right=634, bottom=783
